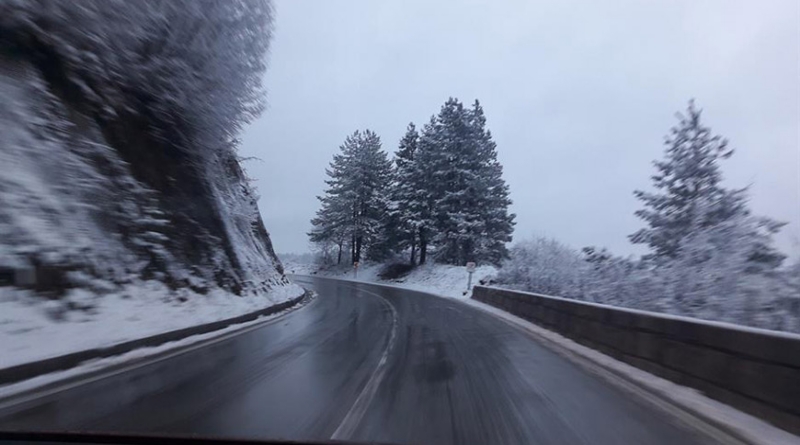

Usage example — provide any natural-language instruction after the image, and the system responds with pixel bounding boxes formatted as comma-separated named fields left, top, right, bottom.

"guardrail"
left=472, top=285, right=800, bottom=435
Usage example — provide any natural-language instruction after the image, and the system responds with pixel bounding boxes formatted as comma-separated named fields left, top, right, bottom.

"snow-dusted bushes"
left=497, top=231, right=799, bottom=333
left=640, top=209, right=797, bottom=331
left=496, top=238, right=585, bottom=299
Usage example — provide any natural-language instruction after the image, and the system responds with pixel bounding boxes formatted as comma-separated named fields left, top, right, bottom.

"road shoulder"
left=0, top=290, right=315, bottom=407
left=462, top=297, right=799, bottom=445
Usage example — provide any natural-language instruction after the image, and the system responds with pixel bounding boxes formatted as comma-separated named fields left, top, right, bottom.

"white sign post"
left=466, top=262, right=476, bottom=291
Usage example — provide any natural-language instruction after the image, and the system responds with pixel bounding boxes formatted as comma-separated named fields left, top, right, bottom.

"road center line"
left=330, top=285, right=398, bottom=441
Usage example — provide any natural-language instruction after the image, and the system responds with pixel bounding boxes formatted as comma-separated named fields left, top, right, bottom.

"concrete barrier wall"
left=472, top=285, right=800, bottom=434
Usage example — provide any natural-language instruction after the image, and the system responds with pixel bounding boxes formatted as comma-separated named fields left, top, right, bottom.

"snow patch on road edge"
left=0, top=282, right=305, bottom=369
left=0, top=287, right=312, bottom=403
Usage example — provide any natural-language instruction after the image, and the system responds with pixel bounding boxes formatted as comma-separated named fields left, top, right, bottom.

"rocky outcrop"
left=0, top=4, right=284, bottom=298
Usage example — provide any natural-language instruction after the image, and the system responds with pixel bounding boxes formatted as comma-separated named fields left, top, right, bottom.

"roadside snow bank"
left=0, top=281, right=304, bottom=369
left=387, top=264, right=497, bottom=298
left=0, top=298, right=306, bottom=400
left=290, top=261, right=496, bottom=299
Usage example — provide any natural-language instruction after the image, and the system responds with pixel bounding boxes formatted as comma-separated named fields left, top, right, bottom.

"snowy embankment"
left=0, top=282, right=304, bottom=370
left=0, top=56, right=303, bottom=372
left=0, top=3, right=300, bottom=377
left=284, top=261, right=496, bottom=299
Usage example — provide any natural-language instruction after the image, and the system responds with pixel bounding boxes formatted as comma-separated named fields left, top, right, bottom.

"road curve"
left=0, top=276, right=712, bottom=444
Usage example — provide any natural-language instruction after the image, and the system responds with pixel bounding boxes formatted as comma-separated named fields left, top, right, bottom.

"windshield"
left=1, top=1, right=798, bottom=444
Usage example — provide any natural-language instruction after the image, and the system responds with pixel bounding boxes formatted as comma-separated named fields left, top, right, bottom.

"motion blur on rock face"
left=0, top=1, right=307, bottom=355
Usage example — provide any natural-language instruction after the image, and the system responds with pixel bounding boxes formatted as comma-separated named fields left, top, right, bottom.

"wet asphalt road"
left=0, top=276, right=710, bottom=444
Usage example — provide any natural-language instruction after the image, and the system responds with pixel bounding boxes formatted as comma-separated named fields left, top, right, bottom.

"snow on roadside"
left=0, top=281, right=304, bottom=370
left=0, top=299, right=301, bottom=399
left=289, top=261, right=497, bottom=299
left=388, top=263, right=496, bottom=298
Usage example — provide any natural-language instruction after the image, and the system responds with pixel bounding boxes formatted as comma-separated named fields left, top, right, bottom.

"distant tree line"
left=309, top=98, right=516, bottom=267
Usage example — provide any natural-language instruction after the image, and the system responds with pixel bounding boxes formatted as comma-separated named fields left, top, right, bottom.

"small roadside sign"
left=466, top=262, right=476, bottom=291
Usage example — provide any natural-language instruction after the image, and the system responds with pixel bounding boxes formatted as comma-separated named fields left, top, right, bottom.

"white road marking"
left=330, top=285, right=398, bottom=441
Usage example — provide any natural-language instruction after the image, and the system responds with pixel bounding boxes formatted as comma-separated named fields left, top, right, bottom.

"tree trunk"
left=355, top=236, right=363, bottom=263
left=350, top=233, right=358, bottom=263
left=336, top=241, right=343, bottom=265
left=463, top=239, right=474, bottom=266
left=419, top=228, right=427, bottom=265
left=410, top=237, right=417, bottom=265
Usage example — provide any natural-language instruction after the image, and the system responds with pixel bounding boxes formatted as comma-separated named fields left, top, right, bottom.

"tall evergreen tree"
left=309, top=195, right=349, bottom=264
left=430, top=98, right=484, bottom=264
left=412, top=98, right=515, bottom=266
left=390, top=123, right=421, bottom=264
left=469, top=100, right=516, bottom=264
left=408, top=115, right=440, bottom=265
left=411, top=115, right=444, bottom=264
left=308, top=130, right=392, bottom=264
left=631, top=100, right=784, bottom=267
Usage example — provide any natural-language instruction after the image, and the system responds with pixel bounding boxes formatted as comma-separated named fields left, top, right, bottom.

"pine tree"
left=408, top=115, right=440, bottom=265
left=353, top=130, right=392, bottom=262
left=412, top=98, right=515, bottom=266
left=631, top=100, right=785, bottom=267
left=469, top=100, right=516, bottom=264
left=391, top=123, right=421, bottom=264
left=309, top=194, right=349, bottom=264
left=308, top=130, right=392, bottom=264
left=631, top=100, right=742, bottom=258
left=396, top=123, right=418, bottom=173
left=429, top=98, right=479, bottom=265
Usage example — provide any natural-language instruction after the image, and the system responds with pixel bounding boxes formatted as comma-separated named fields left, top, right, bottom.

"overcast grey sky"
left=239, top=0, right=800, bottom=259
